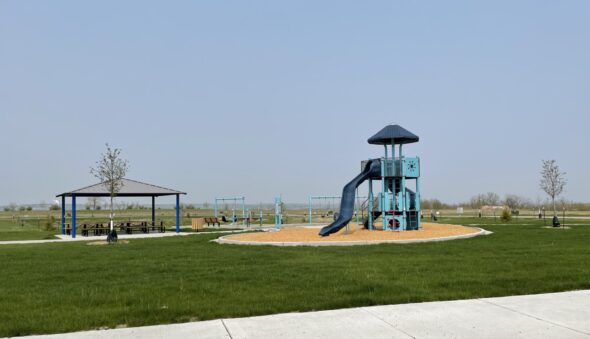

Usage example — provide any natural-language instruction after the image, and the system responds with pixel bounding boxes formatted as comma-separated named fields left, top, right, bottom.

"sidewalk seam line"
left=361, top=307, right=416, bottom=339
left=220, top=319, right=234, bottom=339
left=478, top=299, right=590, bottom=336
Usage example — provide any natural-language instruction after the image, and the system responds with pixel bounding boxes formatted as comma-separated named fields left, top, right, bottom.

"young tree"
left=90, top=144, right=129, bottom=243
left=539, top=160, right=566, bottom=217
left=484, top=192, right=500, bottom=206
left=504, top=194, right=530, bottom=210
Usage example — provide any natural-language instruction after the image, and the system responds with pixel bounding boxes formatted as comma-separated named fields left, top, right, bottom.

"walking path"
left=0, top=228, right=252, bottom=245
left=14, top=290, right=590, bottom=338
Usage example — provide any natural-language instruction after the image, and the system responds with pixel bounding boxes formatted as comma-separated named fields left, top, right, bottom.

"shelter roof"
left=56, top=178, right=186, bottom=197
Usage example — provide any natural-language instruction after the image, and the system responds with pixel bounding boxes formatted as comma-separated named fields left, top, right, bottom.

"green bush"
left=49, top=204, right=60, bottom=211
left=42, top=215, right=56, bottom=231
left=500, top=208, right=512, bottom=223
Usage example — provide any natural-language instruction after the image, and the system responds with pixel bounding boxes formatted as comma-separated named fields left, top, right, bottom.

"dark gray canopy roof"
left=56, top=178, right=186, bottom=197
left=367, top=125, right=419, bottom=145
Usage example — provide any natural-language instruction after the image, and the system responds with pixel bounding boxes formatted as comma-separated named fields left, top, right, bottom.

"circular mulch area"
left=216, top=222, right=488, bottom=246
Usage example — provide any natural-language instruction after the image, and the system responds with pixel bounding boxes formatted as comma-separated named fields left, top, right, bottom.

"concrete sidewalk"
left=15, top=290, right=590, bottom=338
left=0, top=228, right=253, bottom=245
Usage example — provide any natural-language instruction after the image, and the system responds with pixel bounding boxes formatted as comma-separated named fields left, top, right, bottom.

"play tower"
left=365, top=124, right=421, bottom=231
left=319, top=124, right=421, bottom=236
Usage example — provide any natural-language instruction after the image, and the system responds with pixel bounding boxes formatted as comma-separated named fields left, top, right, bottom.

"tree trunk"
left=110, top=196, right=114, bottom=231
left=552, top=196, right=556, bottom=217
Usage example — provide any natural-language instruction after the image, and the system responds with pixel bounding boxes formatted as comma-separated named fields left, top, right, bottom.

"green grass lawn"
left=0, top=218, right=589, bottom=336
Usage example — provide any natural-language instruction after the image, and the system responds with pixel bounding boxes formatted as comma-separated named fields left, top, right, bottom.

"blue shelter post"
left=151, top=196, right=156, bottom=226
left=71, top=195, right=77, bottom=239
left=175, top=194, right=180, bottom=233
left=61, top=195, right=65, bottom=235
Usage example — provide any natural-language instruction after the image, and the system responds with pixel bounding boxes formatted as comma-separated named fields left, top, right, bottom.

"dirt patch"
left=223, top=222, right=480, bottom=243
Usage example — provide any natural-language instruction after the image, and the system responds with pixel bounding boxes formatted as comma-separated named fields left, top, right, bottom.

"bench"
left=204, top=217, right=220, bottom=227
left=68, top=220, right=166, bottom=236
left=80, top=223, right=110, bottom=236
left=120, top=221, right=164, bottom=234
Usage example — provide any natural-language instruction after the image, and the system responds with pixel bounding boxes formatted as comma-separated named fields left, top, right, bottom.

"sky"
left=1, top=1, right=589, bottom=206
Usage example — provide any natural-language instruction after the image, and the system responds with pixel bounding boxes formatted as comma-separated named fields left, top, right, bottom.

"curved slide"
left=319, top=159, right=381, bottom=237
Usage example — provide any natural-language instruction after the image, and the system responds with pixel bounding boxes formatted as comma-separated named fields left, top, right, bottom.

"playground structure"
left=308, top=195, right=367, bottom=225
left=214, top=197, right=246, bottom=226
left=320, top=125, right=421, bottom=236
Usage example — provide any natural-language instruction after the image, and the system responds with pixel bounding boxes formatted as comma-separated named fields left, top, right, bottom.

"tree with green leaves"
left=90, top=144, right=129, bottom=243
left=539, top=160, right=566, bottom=217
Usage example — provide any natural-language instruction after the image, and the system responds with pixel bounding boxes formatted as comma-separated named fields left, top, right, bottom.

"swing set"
left=308, top=194, right=366, bottom=224
left=214, top=196, right=246, bottom=226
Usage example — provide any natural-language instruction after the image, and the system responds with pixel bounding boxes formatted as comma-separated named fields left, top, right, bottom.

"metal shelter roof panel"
left=57, top=178, right=186, bottom=197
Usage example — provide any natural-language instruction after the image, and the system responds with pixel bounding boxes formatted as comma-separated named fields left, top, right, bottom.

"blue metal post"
left=151, top=196, right=155, bottom=226
left=382, top=146, right=388, bottom=230
left=275, top=196, right=282, bottom=230
left=71, top=195, right=76, bottom=239
left=175, top=194, right=180, bottom=233
left=368, top=178, right=373, bottom=230
left=392, top=138, right=396, bottom=211
left=400, top=144, right=407, bottom=231
left=61, top=195, right=65, bottom=235
left=392, top=139, right=397, bottom=230
left=416, top=175, right=421, bottom=229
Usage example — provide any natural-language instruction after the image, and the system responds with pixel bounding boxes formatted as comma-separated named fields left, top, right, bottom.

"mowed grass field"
left=3, top=206, right=589, bottom=241
left=0, top=217, right=589, bottom=336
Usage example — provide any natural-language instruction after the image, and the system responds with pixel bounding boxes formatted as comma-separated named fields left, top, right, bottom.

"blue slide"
left=319, top=159, right=382, bottom=237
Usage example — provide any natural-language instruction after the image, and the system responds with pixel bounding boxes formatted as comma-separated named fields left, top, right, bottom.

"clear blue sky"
left=1, top=1, right=589, bottom=206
